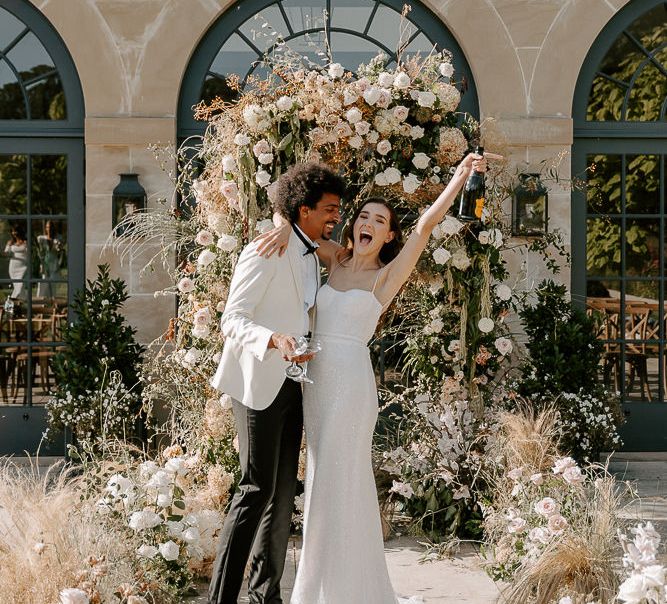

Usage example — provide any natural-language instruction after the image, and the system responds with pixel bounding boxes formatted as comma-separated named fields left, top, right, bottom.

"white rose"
left=617, top=574, right=647, bottom=604
left=234, top=133, right=250, bottom=146
left=182, top=347, right=201, bottom=369
left=530, top=473, right=544, bottom=485
left=383, top=167, right=401, bottom=185
left=393, top=105, right=409, bottom=122
left=417, top=91, right=436, bottom=108
left=146, top=469, right=171, bottom=489
left=59, top=588, right=89, bottom=604
left=447, top=339, right=460, bottom=352
left=136, top=544, right=159, bottom=559
left=328, top=62, right=344, bottom=79
left=157, top=492, right=172, bottom=507
left=177, top=277, right=194, bottom=293
left=376, top=88, right=392, bottom=108
left=216, top=233, right=238, bottom=252
left=220, top=180, right=239, bottom=202
left=127, top=597, right=149, bottom=604
left=402, top=173, right=420, bottom=194
left=439, top=62, right=454, bottom=78
left=507, top=516, right=527, bottom=534
left=343, top=89, right=359, bottom=105
left=276, top=95, right=294, bottom=111
left=552, top=457, right=577, bottom=475
left=412, top=152, right=431, bottom=170
left=220, top=393, right=233, bottom=409
left=440, top=216, right=464, bottom=236
left=429, top=318, right=444, bottom=334
left=378, top=72, right=394, bottom=87
left=376, top=140, right=392, bottom=156
left=478, top=317, right=495, bottom=333
left=494, top=337, right=513, bottom=356
left=432, top=247, right=451, bottom=265
left=642, top=564, right=665, bottom=589
left=495, top=283, right=512, bottom=301
left=363, top=86, right=381, bottom=106
left=252, top=139, right=271, bottom=156
left=348, top=135, right=364, bottom=149
left=507, top=467, right=523, bottom=481
left=243, top=104, right=267, bottom=129
left=453, top=486, right=470, bottom=500
left=197, top=249, right=216, bottom=268
left=547, top=514, right=568, bottom=534
left=478, top=230, right=490, bottom=245
left=355, top=120, right=371, bottom=135
left=165, top=457, right=188, bottom=475
left=346, top=107, right=363, bottom=124
left=159, top=540, right=180, bottom=561
left=410, top=125, right=425, bottom=140
left=335, top=121, right=353, bottom=138
left=255, top=169, right=271, bottom=188
left=534, top=497, right=559, bottom=517
left=374, top=115, right=392, bottom=134
left=366, top=130, right=380, bottom=144
left=193, top=307, right=212, bottom=326
left=389, top=480, right=415, bottom=499
left=267, top=181, right=279, bottom=204
left=215, top=301, right=225, bottom=313
left=374, top=172, right=389, bottom=186
left=222, top=155, right=237, bottom=173
left=489, top=228, right=504, bottom=249
left=166, top=520, right=184, bottom=538
left=258, top=152, right=274, bottom=165
left=451, top=248, right=471, bottom=270
left=562, top=466, right=584, bottom=485
left=530, top=527, right=551, bottom=545
left=393, top=71, right=411, bottom=89
left=182, top=526, right=201, bottom=543
left=195, top=230, right=214, bottom=246
left=129, top=510, right=163, bottom=531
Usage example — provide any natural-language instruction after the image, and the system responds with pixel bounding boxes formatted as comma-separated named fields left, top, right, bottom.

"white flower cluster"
left=96, top=451, right=225, bottom=573
left=617, top=522, right=666, bottom=604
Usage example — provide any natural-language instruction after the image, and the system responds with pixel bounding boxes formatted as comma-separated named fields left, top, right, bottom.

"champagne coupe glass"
left=284, top=336, right=322, bottom=383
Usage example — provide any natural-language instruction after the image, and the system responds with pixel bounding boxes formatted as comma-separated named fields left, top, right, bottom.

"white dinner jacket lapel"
left=286, top=231, right=305, bottom=304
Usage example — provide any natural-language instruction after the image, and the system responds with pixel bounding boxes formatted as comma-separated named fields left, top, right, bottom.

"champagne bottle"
left=456, top=145, right=485, bottom=222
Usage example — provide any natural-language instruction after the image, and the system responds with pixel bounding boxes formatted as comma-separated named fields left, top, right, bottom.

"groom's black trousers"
left=208, top=378, right=303, bottom=604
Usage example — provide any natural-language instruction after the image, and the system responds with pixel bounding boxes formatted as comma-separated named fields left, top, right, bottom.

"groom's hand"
left=269, top=333, right=316, bottom=363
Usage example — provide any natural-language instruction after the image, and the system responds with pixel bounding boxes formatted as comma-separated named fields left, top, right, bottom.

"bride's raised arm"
left=374, top=151, right=486, bottom=306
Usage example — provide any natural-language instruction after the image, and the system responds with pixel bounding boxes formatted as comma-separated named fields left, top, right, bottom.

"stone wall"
left=29, top=0, right=632, bottom=342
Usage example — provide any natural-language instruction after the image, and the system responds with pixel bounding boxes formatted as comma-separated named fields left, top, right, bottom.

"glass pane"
left=32, top=219, right=67, bottom=292
left=402, top=32, right=435, bottom=58
left=276, top=32, right=326, bottom=68
left=0, top=346, right=28, bottom=405
left=282, top=0, right=326, bottom=31
left=0, top=59, right=26, bottom=119
left=238, top=6, right=290, bottom=51
left=625, top=219, right=660, bottom=277
left=587, top=74, right=625, bottom=121
left=6, top=31, right=54, bottom=75
left=1, top=218, right=28, bottom=290
left=587, top=154, right=621, bottom=214
left=626, top=61, right=667, bottom=122
left=27, top=73, right=66, bottom=120
left=0, top=154, right=28, bottom=214
left=625, top=154, right=660, bottom=214
left=626, top=4, right=667, bottom=53
left=623, top=341, right=659, bottom=402
left=211, top=33, right=258, bottom=81
left=31, top=289, right=68, bottom=339
left=587, top=278, right=622, bottom=300
left=31, top=347, right=59, bottom=402
left=625, top=280, right=659, bottom=303
left=32, top=155, right=67, bottom=215
left=330, top=0, right=375, bottom=32
left=330, top=32, right=386, bottom=71
left=201, top=74, right=240, bottom=105
left=0, top=8, right=28, bottom=50
left=366, top=5, right=411, bottom=55
left=587, top=217, right=621, bottom=276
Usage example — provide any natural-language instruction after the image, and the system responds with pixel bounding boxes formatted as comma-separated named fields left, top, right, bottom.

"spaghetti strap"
left=371, top=268, right=383, bottom=294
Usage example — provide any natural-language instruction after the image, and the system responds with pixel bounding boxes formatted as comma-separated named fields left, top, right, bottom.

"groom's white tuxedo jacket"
left=210, top=231, right=318, bottom=410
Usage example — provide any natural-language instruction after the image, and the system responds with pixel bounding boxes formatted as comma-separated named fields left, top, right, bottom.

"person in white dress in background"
left=3, top=224, right=28, bottom=302
left=258, top=150, right=489, bottom=604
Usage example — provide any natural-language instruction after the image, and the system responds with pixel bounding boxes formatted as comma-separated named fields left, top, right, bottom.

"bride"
left=257, top=150, right=487, bottom=603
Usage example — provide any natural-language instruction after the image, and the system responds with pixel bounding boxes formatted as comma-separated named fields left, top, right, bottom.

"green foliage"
left=47, top=264, right=145, bottom=442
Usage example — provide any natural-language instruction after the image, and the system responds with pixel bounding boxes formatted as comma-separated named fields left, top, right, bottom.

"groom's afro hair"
left=275, top=162, right=347, bottom=223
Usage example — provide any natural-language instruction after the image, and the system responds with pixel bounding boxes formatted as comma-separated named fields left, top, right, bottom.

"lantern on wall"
left=112, top=173, right=146, bottom=236
left=511, top=173, right=548, bottom=236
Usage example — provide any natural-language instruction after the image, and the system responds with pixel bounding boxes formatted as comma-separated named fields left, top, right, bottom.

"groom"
left=208, top=162, right=346, bottom=603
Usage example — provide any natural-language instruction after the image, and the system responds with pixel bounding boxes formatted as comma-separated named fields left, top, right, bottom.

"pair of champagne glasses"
left=284, top=335, right=322, bottom=383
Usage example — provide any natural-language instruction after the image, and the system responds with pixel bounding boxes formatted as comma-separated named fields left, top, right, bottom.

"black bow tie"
left=291, top=224, right=318, bottom=256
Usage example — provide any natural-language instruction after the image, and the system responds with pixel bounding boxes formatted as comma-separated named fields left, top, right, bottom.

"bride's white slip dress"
left=291, top=282, right=422, bottom=604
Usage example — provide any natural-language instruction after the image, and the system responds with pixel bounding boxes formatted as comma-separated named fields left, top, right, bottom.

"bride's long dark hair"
left=342, top=197, right=403, bottom=264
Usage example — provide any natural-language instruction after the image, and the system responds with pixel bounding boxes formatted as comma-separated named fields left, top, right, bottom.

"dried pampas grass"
left=0, top=458, right=145, bottom=604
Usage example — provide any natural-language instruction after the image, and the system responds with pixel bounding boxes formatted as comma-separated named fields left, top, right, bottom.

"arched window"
left=572, top=1, right=667, bottom=449
left=0, top=0, right=84, bottom=454
left=178, top=0, right=479, bottom=139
